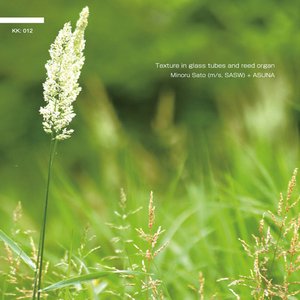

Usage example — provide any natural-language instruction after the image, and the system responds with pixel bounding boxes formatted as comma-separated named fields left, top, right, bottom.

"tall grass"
left=32, top=7, right=89, bottom=299
left=1, top=164, right=300, bottom=298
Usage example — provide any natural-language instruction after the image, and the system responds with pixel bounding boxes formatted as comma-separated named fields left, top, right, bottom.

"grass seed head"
left=199, top=272, right=205, bottom=300
left=40, top=7, right=89, bottom=140
left=148, top=191, right=155, bottom=229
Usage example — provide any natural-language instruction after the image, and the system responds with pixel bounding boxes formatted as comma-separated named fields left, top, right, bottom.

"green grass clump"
left=2, top=167, right=300, bottom=299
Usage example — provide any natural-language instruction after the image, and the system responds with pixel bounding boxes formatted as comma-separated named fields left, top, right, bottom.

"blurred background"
left=1, top=0, right=300, bottom=297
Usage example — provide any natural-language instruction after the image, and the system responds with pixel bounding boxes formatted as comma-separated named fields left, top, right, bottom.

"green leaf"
left=0, top=230, right=35, bottom=270
left=42, top=270, right=144, bottom=292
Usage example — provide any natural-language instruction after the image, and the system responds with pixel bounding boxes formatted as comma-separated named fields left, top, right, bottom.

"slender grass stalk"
left=268, top=222, right=284, bottom=276
left=135, top=192, right=168, bottom=299
left=32, top=7, right=89, bottom=299
left=146, top=222, right=153, bottom=300
left=32, top=139, right=57, bottom=300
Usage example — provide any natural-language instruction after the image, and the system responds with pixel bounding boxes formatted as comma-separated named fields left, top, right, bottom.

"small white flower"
left=40, top=7, right=89, bottom=140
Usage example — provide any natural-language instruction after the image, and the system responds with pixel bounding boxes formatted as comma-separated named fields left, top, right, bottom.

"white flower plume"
left=40, top=7, right=89, bottom=140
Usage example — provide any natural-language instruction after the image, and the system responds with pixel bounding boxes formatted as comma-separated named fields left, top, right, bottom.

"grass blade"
left=42, top=270, right=144, bottom=292
left=0, top=229, right=35, bottom=270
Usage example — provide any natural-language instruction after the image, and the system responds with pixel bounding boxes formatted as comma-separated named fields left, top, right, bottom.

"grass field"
left=1, top=78, right=300, bottom=298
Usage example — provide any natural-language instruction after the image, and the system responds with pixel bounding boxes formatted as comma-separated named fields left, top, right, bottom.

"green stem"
left=32, top=138, right=58, bottom=300
left=269, top=221, right=284, bottom=276
left=152, top=261, right=172, bottom=300
left=146, top=227, right=153, bottom=300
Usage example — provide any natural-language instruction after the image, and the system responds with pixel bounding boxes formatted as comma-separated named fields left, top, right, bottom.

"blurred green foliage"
left=1, top=1, right=300, bottom=298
